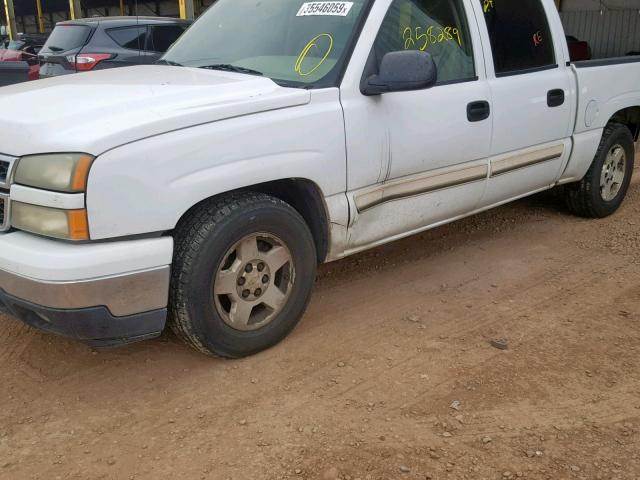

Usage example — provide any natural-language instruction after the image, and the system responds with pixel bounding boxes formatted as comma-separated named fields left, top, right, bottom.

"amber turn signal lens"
left=70, top=155, right=95, bottom=192
left=67, top=209, right=90, bottom=241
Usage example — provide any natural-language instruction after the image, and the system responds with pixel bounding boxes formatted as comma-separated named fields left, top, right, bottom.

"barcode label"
left=296, top=2, right=354, bottom=16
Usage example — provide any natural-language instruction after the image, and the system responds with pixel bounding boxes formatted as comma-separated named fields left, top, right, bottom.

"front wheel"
left=565, top=122, right=635, bottom=218
left=169, top=192, right=317, bottom=358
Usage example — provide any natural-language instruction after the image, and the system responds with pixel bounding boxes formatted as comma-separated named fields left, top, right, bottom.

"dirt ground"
left=1, top=172, right=640, bottom=480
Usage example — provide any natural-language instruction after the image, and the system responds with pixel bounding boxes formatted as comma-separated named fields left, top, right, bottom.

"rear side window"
left=373, top=0, right=475, bottom=84
left=148, top=25, right=186, bottom=53
left=107, top=26, right=147, bottom=51
left=42, top=25, right=91, bottom=52
left=479, top=0, right=555, bottom=76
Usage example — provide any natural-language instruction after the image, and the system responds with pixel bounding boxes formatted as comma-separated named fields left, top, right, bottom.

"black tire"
left=169, top=192, right=317, bottom=358
left=565, top=122, right=635, bottom=218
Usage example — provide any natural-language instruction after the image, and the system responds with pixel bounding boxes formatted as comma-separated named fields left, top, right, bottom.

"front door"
left=342, top=0, right=492, bottom=252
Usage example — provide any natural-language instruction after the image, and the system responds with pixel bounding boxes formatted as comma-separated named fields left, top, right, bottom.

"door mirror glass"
left=362, top=50, right=437, bottom=95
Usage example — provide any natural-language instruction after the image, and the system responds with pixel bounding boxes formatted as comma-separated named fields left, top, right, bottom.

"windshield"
left=5, top=40, right=26, bottom=51
left=42, top=25, right=91, bottom=53
left=163, top=0, right=371, bottom=88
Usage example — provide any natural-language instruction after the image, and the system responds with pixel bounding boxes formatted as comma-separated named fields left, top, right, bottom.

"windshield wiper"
left=46, top=46, right=64, bottom=52
left=199, top=64, right=263, bottom=76
left=157, top=59, right=183, bottom=66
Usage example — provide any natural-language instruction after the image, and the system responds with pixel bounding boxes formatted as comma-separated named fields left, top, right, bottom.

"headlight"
left=11, top=202, right=89, bottom=240
left=14, top=153, right=95, bottom=193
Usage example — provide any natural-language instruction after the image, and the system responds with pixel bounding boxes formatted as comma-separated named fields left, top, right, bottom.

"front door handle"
left=547, top=89, right=565, bottom=107
left=467, top=101, right=490, bottom=122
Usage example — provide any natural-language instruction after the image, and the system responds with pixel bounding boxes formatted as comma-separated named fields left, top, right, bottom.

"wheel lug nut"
left=245, top=264, right=253, bottom=273
left=254, top=288, right=262, bottom=296
left=257, top=262, right=265, bottom=272
left=262, top=275, right=269, bottom=284
left=242, top=289, right=250, bottom=298
left=237, top=277, right=246, bottom=286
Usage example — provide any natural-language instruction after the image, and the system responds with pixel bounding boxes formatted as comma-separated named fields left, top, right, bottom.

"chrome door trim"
left=490, top=144, right=564, bottom=177
left=354, top=161, right=488, bottom=213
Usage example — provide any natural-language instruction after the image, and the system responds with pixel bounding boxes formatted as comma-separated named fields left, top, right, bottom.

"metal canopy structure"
left=0, top=0, right=603, bottom=42
left=3, top=0, right=17, bottom=39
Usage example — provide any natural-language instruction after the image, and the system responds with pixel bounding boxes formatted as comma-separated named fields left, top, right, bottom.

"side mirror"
left=24, top=51, right=38, bottom=65
left=362, top=50, right=437, bottom=96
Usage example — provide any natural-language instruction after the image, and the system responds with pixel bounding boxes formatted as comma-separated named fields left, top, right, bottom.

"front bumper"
left=0, top=231, right=173, bottom=346
left=0, top=290, right=167, bottom=347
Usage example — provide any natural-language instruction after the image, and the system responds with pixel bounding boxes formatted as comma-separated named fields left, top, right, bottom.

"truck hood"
left=0, top=65, right=311, bottom=157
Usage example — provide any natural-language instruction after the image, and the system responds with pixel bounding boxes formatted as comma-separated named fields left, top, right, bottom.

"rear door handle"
left=467, top=101, right=490, bottom=122
left=547, top=89, right=565, bottom=107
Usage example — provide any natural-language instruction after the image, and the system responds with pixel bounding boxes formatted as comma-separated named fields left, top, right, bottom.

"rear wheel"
left=169, top=192, right=317, bottom=358
left=565, top=123, right=635, bottom=218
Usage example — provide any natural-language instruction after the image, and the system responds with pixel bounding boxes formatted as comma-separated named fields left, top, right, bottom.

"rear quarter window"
left=42, top=25, right=91, bottom=52
left=107, top=26, right=148, bottom=50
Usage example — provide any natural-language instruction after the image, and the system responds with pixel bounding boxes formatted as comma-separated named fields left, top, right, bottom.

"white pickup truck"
left=0, top=0, right=639, bottom=357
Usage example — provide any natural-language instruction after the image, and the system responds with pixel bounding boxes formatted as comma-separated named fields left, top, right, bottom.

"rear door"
left=39, top=24, right=92, bottom=77
left=472, top=0, right=574, bottom=207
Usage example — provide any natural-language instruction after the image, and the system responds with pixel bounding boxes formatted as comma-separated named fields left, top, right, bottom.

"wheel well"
left=609, top=107, right=640, bottom=141
left=175, top=179, right=330, bottom=264
left=249, top=179, right=329, bottom=264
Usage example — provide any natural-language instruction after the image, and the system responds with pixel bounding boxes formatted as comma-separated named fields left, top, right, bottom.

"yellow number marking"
left=294, top=33, right=334, bottom=77
left=403, top=27, right=416, bottom=50
left=402, top=25, right=462, bottom=50
left=483, top=0, right=494, bottom=13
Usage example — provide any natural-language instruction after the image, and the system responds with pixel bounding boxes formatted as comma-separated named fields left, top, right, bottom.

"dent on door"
left=345, top=158, right=489, bottom=254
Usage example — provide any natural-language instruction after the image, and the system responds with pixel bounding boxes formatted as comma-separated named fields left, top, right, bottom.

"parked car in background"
left=38, top=16, right=190, bottom=78
left=566, top=35, right=592, bottom=61
left=0, top=33, right=48, bottom=81
left=1, top=51, right=39, bottom=82
left=1, top=33, right=48, bottom=57
left=0, top=62, right=29, bottom=86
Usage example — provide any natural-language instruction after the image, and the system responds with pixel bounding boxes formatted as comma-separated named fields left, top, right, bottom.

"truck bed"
left=571, top=55, right=640, bottom=136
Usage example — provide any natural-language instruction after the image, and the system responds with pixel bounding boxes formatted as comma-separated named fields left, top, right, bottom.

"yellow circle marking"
left=294, top=33, right=334, bottom=77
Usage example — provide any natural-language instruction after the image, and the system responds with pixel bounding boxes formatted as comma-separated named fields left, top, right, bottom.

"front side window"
left=479, top=0, right=555, bottom=76
left=163, top=0, right=372, bottom=88
left=372, top=0, right=475, bottom=84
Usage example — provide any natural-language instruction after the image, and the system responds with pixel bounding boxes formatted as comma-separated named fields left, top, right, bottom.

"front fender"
left=86, top=89, right=346, bottom=240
